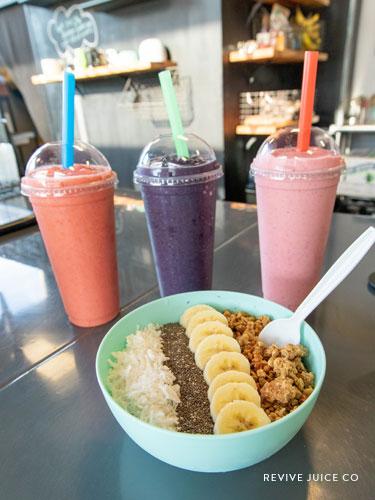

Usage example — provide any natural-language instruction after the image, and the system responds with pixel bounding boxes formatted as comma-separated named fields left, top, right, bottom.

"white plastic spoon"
left=259, top=226, right=375, bottom=346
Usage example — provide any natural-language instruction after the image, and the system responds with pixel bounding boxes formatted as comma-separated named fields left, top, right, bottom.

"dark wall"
left=222, top=0, right=304, bottom=201
left=315, top=0, right=353, bottom=125
left=222, top=0, right=354, bottom=202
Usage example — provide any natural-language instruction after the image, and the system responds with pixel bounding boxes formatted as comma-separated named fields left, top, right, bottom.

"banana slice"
left=186, top=310, right=227, bottom=338
left=179, top=304, right=215, bottom=329
left=208, top=370, right=257, bottom=402
left=203, top=351, right=250, bottom=385
left=189, top=322, right=234, bottom=353
left=210, top=382, right=261, bottom=421
left=194, top=334, right=240, bottom=368
left=214, top=401, right=271, bottom=434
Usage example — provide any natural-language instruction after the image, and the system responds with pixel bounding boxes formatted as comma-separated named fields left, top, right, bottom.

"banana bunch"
left=180, top=305, right=270, bottom=434
left=295, top=6, right=321, bottom=51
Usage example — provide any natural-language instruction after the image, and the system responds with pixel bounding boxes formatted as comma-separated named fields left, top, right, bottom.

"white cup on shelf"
left=40, top=58, right=63, bottom=77
left=117, top=50, right=138, bottom=68
left=138, top=38, right=167, bottom=63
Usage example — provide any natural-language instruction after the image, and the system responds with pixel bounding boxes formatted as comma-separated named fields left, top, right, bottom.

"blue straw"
left=62, top=70, right=75, bottom=168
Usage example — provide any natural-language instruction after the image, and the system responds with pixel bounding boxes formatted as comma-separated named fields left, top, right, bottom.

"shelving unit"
left=222, top=0, right=348, bottom=202
left=229, top=49, right=328, bottom=64
left=31, top=61, right=177, bottom=85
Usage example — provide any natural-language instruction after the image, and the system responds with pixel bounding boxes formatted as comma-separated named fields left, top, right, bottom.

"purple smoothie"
left=134, top=134, right=223, bottom=296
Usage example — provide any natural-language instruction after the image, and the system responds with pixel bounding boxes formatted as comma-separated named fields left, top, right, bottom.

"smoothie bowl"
left=96, top=291, right=325, bottom=472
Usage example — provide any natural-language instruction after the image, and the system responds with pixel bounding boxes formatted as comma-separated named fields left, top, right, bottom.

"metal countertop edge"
left=0, top=287, right=158, bottom=393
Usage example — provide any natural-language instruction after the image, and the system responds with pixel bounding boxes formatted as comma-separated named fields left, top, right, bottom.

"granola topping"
left=224, top=310, right=314, bottom=422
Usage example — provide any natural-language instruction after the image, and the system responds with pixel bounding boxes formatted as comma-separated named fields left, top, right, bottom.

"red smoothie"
left=22, top=145, right=119, bottom=327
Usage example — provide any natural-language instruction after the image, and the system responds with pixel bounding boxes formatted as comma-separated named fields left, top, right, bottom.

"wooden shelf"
left=31, top=61, right=177, bottom=85
left=259, top=0, right=330, bottom=7
left=236, top=115, right=319, bottom=136
left=236, top=121, right=297, bottom=136
left=229, top=48, right=328, bottom=64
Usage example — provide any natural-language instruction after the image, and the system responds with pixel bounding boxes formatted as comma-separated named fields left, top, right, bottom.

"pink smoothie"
left=22, top=164, right=120, bottom=327
left=253, top=146, right=344, bottom=311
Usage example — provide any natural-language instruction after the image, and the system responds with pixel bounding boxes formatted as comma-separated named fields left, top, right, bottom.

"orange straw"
left=297, top=51, right=319, bottom=152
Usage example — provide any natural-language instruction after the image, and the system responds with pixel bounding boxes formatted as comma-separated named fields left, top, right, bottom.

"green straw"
left=158, top=70, right=190, bottom=158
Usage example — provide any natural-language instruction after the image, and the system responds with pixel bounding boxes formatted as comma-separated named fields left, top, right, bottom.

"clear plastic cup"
left=251, top=127, right=345, bottom=311
left=21, top=141, right=120, bottom=327
left=134, top=133, right=223, bottom=296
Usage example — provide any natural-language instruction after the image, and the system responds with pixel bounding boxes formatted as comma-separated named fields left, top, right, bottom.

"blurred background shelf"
left=229, top=49, right=329, bottom=64
left=259, top=0, right=330, bottom=7
left=236, top=120, right=297, bottom=135
left=236, top=114, right=319, bottom=136
left=31, top=61, right=177, bottom=85
left=329, top=124, right=375, bottom=134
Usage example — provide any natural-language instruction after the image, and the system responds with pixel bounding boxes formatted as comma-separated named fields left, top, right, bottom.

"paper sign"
left=47, top=5, right=99, bottom=57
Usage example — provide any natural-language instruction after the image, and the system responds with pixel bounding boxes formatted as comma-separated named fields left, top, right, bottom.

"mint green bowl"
left=96, top=291, right=326, bottom=473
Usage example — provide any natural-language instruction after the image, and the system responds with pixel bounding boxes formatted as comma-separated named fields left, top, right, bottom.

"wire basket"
left=118, top=72, right=194, bottom=129
left=239, top=89, right=301, bottom=126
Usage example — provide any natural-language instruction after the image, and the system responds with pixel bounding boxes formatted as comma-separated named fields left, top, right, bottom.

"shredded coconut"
left=107, top=324, right=180, bottom=430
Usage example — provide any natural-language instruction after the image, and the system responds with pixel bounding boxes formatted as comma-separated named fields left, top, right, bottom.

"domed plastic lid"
left=134, top=133, right=223, bottom=186
left=21, top=141, right=117, bottom=197
left=251, top=127, right=345, bottom=180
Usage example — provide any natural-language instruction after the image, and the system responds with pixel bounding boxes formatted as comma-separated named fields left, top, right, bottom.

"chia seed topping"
left=161, top=323, right=214, bottom=434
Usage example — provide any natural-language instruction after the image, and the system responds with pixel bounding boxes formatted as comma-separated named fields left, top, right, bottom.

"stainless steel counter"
left=0, top=193, right=374, bottom=500
left=0, top=192, right=257, bottom=388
